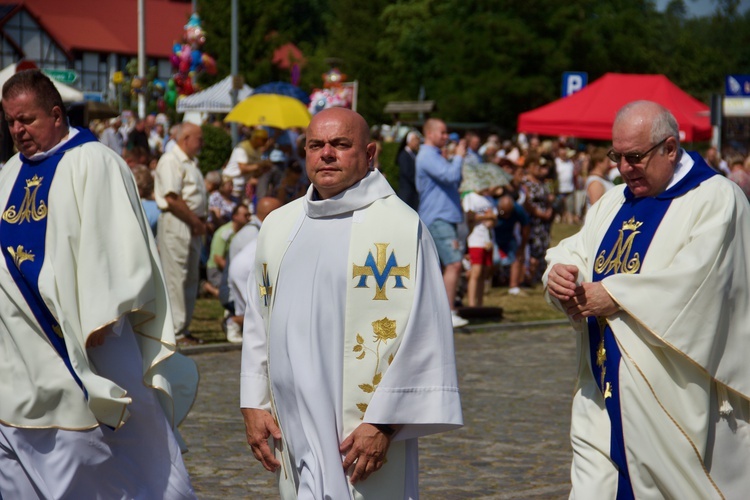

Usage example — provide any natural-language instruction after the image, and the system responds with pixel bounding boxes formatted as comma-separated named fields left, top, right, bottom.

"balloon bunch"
left=166, top=13, right=217, bottom=106
left=308, top=87, right=353, bottom=115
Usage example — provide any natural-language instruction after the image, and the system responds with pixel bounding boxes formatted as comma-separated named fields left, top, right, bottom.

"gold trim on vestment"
left=0, top=416, right=100, bottom=431
left=600, top=282, right=750, bottom=403
left=619, top=340, right=724, bottom=499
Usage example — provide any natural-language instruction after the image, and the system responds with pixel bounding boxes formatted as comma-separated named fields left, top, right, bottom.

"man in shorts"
left=416, top=118, right=468, bottom=327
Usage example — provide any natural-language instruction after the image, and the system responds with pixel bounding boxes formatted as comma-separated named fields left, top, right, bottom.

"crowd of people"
left=84, top=107, right=750, bottom=338
left=87, top=114, right=311, bottom=345
left=86, top=109, right=750, bottom=336
left=2, top=68, right=750, bottom=499
left=395, top=122, right=750, bottom=319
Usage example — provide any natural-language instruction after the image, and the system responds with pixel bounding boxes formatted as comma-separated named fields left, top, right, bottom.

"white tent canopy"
left=176, top=75, right=253, bottom=114
left=0, top=63, right=83, bottom=103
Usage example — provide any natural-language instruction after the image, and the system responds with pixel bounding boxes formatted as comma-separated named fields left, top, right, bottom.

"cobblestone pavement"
left=180, top=325, right=577, bottom=499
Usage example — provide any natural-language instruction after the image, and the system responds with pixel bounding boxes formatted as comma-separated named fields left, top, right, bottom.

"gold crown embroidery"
left=621, top=217, right=643, bottom=232
left=26, top=175, right=42, bottom=187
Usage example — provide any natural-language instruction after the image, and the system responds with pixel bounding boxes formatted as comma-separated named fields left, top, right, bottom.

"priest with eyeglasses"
left=545, top=100, right=750, bottom=499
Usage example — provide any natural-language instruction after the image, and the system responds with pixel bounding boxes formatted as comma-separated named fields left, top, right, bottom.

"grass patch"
left=466, top=222, right=580, bottom=323
left=188, top=223, right=582, bottom=342
left=190, top=298, right=227, bottom=343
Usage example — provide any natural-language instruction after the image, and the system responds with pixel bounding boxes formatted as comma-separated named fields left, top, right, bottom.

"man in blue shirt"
left=416, top=118, right=468, bottom=327
left=495, top=195, right=530, bottom=295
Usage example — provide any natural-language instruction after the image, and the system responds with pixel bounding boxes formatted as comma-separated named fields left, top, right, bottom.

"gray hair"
left=205, top=170, right=221, bottom=185
left=173, top=123, right=184, bottom=140
left=615, top=100, right=680, bottom=151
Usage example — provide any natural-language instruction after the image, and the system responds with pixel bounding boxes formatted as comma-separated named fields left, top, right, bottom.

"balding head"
left=614, top=100, right=680, bottom=148
left=611, top=100, right=680, bottom=198
left=305, top=107, right=376, bottom=199
left=256, top=196, right=282, bottom=221
left=423, top=118, right=448, bottom=148
left=177, top=122, right=203, bottom=159
left=497, top=194, right=515, bottom=218
left=309, top=107, right=370, bottom=144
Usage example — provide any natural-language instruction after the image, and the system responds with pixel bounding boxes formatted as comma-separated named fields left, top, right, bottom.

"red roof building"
left=0, top=0, right=193, bottom=96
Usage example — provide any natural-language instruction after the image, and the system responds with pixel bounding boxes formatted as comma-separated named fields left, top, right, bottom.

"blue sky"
left=654, top=0, right=750, bottom=17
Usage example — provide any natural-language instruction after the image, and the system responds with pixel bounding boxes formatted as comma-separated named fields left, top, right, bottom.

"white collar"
left=303, top=169, right=395, bottom=218
left=27, top=127, right=78, bottom=161
left=665, top=149, right=692, bottom=191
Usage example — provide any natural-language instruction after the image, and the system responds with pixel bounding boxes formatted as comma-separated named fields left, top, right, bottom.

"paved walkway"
left=180, top=325, right=577, bottom=499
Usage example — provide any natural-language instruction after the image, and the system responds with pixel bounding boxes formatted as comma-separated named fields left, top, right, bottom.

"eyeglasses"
left=607, top=137, right=669, bottom=165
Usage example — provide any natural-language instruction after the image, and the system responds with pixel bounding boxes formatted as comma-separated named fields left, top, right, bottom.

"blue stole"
left=587, top=151, right=716, bottom=499
left=0, top=128, right=98, bottom=396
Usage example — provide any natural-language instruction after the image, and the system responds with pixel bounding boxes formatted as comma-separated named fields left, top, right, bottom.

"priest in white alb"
left=545, top=100, right=750, bottom=499
left=0, top=70, right=197, bottom=498
left=240, top=107, right=463, bottom=499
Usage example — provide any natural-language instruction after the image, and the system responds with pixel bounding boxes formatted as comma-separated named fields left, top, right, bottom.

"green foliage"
left=198, top=124, right=232, bottom=175
left=379, top=141, right=400, bottom=193
left=197, top=0, right=328, bottom=90
left=195, top=0, right=750, bottom=133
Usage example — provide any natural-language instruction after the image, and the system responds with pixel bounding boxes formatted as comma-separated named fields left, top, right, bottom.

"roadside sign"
left=43, top=69, right=78, bottom=85
left=726, top=75, right=750, bottom=97
left=562, top=72, right=587, bottom=98
left=83, top=91, right=103, bottom=102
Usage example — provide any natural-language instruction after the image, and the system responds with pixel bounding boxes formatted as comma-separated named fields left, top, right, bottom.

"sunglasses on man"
left=607, top=137, right=669, bottom=165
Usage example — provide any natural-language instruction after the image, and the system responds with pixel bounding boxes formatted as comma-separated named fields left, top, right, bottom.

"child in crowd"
left=462, top=188, right=497, bottom=307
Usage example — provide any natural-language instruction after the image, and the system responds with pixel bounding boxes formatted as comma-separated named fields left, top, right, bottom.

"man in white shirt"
left=154, top=122, right=208, bottom=345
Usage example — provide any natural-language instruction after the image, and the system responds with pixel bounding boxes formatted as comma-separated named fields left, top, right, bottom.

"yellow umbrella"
left=224, top=93, right=311, bottom=129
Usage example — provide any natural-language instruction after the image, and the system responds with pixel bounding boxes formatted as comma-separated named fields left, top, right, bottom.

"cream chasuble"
left=545, top=151, right=750, bottom=499
left=0, top=131, right=197, bottom=436
left=241, top=170, right=462, bottom=499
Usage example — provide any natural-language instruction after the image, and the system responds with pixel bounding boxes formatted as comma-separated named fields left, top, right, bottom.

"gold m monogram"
left=352, top=243, right=410, bottom=300
left=2, top=175, right=47, bottom=224
left=593, top=217, right=642, bottom=275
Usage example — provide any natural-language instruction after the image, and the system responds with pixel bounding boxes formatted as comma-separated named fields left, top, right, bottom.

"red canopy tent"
left=517, top=73, right=711, bottom=142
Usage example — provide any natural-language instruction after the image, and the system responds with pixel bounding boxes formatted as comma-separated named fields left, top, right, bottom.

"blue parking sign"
left=726, top=75, right=750, bottom=97
left=562, top=72, right=588, bottom=98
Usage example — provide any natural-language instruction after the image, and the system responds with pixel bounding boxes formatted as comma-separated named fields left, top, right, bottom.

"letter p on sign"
left=562, top=72, right=588, bottom=98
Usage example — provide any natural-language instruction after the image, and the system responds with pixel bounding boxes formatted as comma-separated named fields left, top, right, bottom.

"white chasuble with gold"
left=545, top=151, right=750, bottom=499
left=0, top=130, right=197, bottom=435
left=242, top=170, right=462, bottom=499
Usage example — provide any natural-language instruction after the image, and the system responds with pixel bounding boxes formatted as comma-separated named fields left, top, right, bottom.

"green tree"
left=196, top=0, right=328, bottom=90
left=194, top=0, right=750, bottom=137
left=198, top=124, right=232, bottom=174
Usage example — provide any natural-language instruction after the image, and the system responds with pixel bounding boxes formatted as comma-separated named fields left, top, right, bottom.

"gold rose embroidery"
left=353, top=317, right=398, bottom=417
